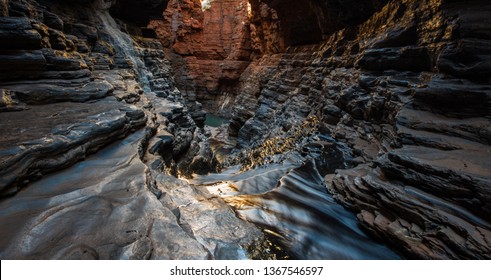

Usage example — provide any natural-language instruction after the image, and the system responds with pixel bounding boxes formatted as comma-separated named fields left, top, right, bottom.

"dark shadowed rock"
left=1, top=0, right=490, bottom=261
left=0, top=130, right=211, bottom=259
left=0, top=89, right=26, bottom=112
left=357, top=47, right=431, bottom=72
left=437, top=39, right=491, bottom=82
left=0, top=50, right=46, bottom=74
left=413, top=77, right=491, bottom=118
left=43, top=10, right=63, bottom=30
left=0, top=17, right=42, bottom=49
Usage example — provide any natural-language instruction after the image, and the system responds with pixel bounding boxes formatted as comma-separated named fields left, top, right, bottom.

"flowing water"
left=192, top=151, right=401, bottom=259
left=97, top=10, right=152, bottom=93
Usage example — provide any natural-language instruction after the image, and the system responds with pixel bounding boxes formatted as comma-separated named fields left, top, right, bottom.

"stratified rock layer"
left=1, top=0, right=490, bottom=260
left=226, top=0, right=491, bottom=259
left=0, top=0, right=262, bottom=259
left=149, top=0, right=252, bottom=114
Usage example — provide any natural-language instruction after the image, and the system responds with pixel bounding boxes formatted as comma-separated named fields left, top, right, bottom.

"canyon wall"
left=150, top=0, right=392, bottom=115
left=149, top=0, right=252, bottom=114
left=0, top=0, right=226, bottom=194
left=1, top=0, right=490, bottom=260
left=139, top=0, right=491, bottom=259
left=0, top=0, right=263, bottom=259
left=227, top=0, right=491, bottom=259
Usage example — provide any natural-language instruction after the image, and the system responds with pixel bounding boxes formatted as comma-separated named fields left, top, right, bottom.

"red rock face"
left=149, top=0, right=252, bottom=112
left=149, top=0, right=388, bottom=113
left=248, top=0, right=285, bottom=54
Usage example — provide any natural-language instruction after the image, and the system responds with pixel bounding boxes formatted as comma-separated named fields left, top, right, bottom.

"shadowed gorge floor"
left=0, top=0, right=490, bottom=259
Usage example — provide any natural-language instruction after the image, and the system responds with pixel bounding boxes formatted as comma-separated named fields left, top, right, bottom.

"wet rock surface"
left=0, top=98, right=145, bottom=197
left=0, top=131, right=209, bottom=259
left=0, top=0, right=261, bottom=259
left=1, top=0, right=490, bottom=260
left=222, top=0, right=491, bottom=259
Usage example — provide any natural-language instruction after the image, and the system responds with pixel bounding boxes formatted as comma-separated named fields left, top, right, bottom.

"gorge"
left=0, top=0, right=490, bottom=259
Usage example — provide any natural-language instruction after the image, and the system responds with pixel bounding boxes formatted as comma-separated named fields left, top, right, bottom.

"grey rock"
left=0, top=131, right=210, bottom=259
left=2, top=79, right=113, bottom=104
left=0, top=98, right=146, bottom=197
left=0, top=0, right=8, bottom=17
left=437, top=39, right=491, bottom=82
left=43, top=10, right=63, bottom=31
left=0, top=17, right=42, bottom=49
left=357, top=47, right=431, bottom=72
left=0, top=50, right=48, bottom=81
left=0, top=89, right=26, bottom=112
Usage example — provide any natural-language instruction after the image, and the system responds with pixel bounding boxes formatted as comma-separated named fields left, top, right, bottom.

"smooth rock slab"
left=0, top=130, right=210, bottom=259
left=155, top=174, right=263, bottom=259
left=0, top=97, right=146, bottom=197
left=1, top=79, right=113, bottom=104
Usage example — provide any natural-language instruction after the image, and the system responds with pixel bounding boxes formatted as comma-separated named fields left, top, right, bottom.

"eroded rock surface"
left=222, top=0, right=491, bottom=259
left=0, top=0, right=261, bottom=259
left=149, top=0, right=252, bottom=114
left=1, top=0, right=490, bottom=260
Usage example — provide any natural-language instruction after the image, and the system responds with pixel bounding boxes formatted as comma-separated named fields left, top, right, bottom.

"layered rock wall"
left=1, top=0, right=490, bottom=260
left=0, top=0, right=261, bottom=259
left=151, top=0, right=392, bottom=114
left=149, top=0, right=252, bottom=114
left=228, top=0, right=491, bottom=259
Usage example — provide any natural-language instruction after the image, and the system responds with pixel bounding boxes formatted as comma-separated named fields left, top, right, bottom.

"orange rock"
left=150, top=0, right=252, bottom=108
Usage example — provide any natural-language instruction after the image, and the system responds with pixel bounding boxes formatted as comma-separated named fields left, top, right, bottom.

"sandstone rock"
left=47, top=28, right=67, bottom=50
left=225, top=0, right=491, bottom=260
left=1, top=0, right=490, bottom=261
left=0, top=0, right=258, bottom=261
left=0, top=130, right=211, bottom=259
left=92, top=40, right=115, bottom=55
left=437, top=39, right=491, bottom=82
left=66, top=23, right=98, bottom=44
left=176, top=130, right=220, bottom=177
left=155, top=174, right=261, bottom=258
left=8, top=0, right=41, bottom=18
left=151, top=0, right=252, bottom=111
left=0, top=89, right=26, bottom=112
left=43, top=49, right=84, bottom=71
left=330, top=160, right=491, bottom=259
left=413, top=77, right=491, bottom=118
left=43, top=10, right=63, bottom=30
left=0, top=50, right=47, bottom=78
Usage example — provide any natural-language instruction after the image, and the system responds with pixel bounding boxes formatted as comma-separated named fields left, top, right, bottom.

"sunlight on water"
left=193, top=159, right=402, bottom=260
